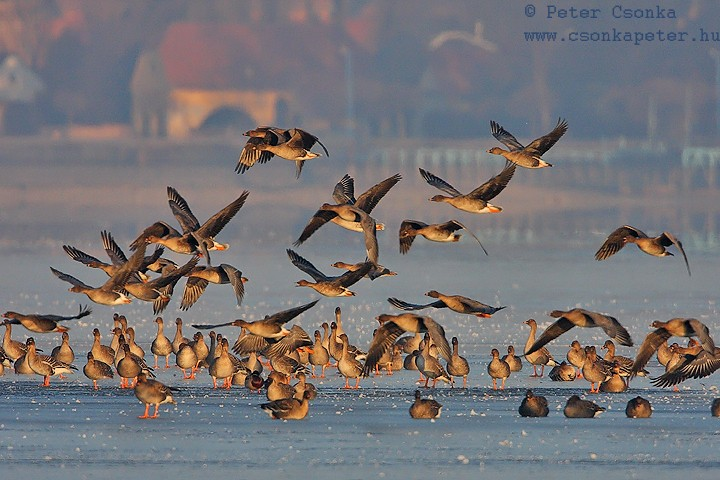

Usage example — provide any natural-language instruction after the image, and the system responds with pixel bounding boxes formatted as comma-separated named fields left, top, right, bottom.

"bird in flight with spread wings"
left=594, top=225, right=691, bottom=276
left=487, top=118, right=568, bottom=168
left=419, top=162, right=515, bottom=214
left=524, top=308, right=632, bottom=357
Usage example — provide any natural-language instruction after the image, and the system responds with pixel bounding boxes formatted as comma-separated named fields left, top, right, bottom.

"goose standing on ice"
left=523, top=319, right=557, bottom=377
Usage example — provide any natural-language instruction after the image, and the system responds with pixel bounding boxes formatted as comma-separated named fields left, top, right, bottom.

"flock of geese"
left=2, top=118, right=719, bottom=421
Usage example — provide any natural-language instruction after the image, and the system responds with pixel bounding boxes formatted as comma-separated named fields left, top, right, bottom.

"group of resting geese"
left=1, top=118, right=716, bottom=420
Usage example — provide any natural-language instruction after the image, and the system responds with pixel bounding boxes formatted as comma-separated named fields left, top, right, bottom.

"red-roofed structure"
left=130, top=22, right=348, bottom=138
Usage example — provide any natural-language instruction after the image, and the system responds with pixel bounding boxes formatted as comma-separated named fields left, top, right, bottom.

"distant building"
left=130, top=22, right=339, bottom=138
left=0, top=55, right=45, bottom=135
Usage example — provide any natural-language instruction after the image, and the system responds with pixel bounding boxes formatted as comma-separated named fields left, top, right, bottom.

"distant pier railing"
left=361, top=141, right=720, bottom=192
left=682, top=147, right=720, bottom=167
left=367, top=144, right=610, bottom=169
left=681, top=147, right=720, bottom=189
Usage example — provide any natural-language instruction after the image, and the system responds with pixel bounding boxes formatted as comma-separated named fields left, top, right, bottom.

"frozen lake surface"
left=1, top=247, right=719, bottom=480
left=2, top=377, right=720, bottom=480
left=1, top=146, right=720, bottom=479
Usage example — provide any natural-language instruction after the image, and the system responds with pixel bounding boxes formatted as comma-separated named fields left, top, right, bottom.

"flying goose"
left=630, top=318, right=716, bottom=378
left=2, top=304, right=91, bottom=333
left=487, top=118, right=568, bottom=168
left=130, top=187, right=249, bottom=265
left=398, top=219, right=487, bottom=255
left=594, top=225, right=691, bottom=276
left=328, top=173, right=401, bottom=232
left=388, top=290, right=504, bottom=318
left=524, top=308, right=632, bottom=357
left=419, top=162, right=515, bottom=214
left=286, top=249, right=371, bottom=297
left=238, top=126, right=328, bottom=178
left=50, top=242, right=148, bottom=306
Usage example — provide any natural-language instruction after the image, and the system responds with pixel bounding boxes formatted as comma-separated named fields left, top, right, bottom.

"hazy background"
left=2, top=5, right=720, bottom=479
left=1, top=1, right=719, bottom=140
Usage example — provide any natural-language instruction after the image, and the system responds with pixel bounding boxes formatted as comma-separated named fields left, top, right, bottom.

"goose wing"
left=44, top=304, right=93, bottom=322
left=101, top=230, right=129, bottom=265
left=262, top=300, right=320, bottom=328
left=362, top=321, right=407, bottom=376
left=387, top=297, right=446, bottom=311
left=293, top=128, right=329, bottom=156
left=220, top=264, right=246, bottom=306
left=594, top=225, right=646, bottom=260
left=359, top=213, right=379, bottom=265
left=232, top=332, right=269, bottom=356
left=50, top=267, right=93, bottom=290
left=286, top=249, right=330, bottom=282
left=688, top=318, right=716, bottom=353
left=452, top=296, right=506, bottom=315
left=466, top=162, right=516, bottom=201
left=235, top=134, right=276, bottom=173
left=399, top=220, right=426, bottom=254
left=659, top=231, right=691, bottom=276
left=651, top=350, right=720, bottom=388
left=524, top=317, right=576, bottom=356
left=102, top=230, right=146, bottom=283
left=446, top=220, right=488, bottom=255
left=334, top=262, right=372, bottom=287
left=62, top=245, right=106, bottom=269
left=139, top=246, right=165, bottom=274
left=147, top=256, right=199, bottom=290
left=130, top=222, right=181, bottom=250
left=631, top=328, right=673, bottom=377
left=422, top=316, right=452, bottom=361
left=354, top=173, right=402, bottom=214
left=523, top=118, right=568, bottom=156
left=191, top=319, right=237, bottom=330
left=195, top=190, right=250, bottom=239
left=332, top=174, right=355, bottom=204
left=419, top=168, right=462, bottom=197
left=585, top=310, right=633, bottom=346
left=294, top=209, right=339, bottom=246
left=264, top=325, right=312, bottom=359
left=490, top=120, right=524, bottom=151
left=167, top=186, right=201, bottom=233
left=101, top=241, right=147, bottom=291
left=180, top=277, right=209, bottom=311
